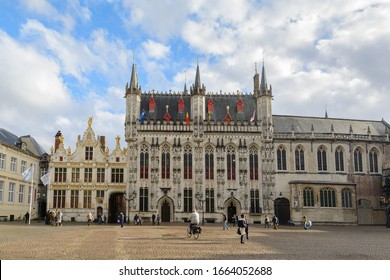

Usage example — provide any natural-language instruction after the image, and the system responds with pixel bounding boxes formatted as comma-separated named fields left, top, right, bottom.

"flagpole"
left=28, top=164, right=34, bottom=225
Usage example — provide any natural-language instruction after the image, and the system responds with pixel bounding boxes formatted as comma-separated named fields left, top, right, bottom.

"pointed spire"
left=325, top=109, right=328, bottom=119
left=130, top=62, right=138, bottom=90
left=260, top=60, right=268, bottom=94
left=184, top=69, right=188, bottom=94
left=194, top=61, right=201, bottom=89
left=191, top=61, right=205, bottom=95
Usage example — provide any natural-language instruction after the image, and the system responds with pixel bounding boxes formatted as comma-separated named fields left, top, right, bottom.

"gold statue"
left=59, top=134, right=64, bottom=144
left=116, top=135, right=120, bottom=146
left=105, top=146, right=109, bottom=156
left=67, top=146, right=71, bottom=155
left=88, top=116, right=93, bottom=127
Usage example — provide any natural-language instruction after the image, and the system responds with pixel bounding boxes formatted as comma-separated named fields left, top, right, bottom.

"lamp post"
left=124, top=190, right=136, bottom=224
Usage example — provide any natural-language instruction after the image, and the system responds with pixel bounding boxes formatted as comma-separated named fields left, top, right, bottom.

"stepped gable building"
left=0, top=128, right=47, bottom=221
left=124, top=61, right=390, bottom=225
left=48, top=118, right=127, bottom=223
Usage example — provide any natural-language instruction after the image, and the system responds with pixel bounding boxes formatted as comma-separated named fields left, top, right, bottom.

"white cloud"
left=2, top=0, right=390, bottom=152
left=142, top=40, right=170, bottom=60
left=0, top=30, right=72, bottom=112
left=122, top=0, right=190, bottom=41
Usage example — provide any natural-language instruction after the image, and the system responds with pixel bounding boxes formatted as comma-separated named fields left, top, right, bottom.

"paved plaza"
left=0, top=221, right=389, bottom=260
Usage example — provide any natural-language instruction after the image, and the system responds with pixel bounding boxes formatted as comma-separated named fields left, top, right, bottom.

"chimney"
left=99, top=136, right=106, bottom=150
left=54, top=131, right=62, bottom=152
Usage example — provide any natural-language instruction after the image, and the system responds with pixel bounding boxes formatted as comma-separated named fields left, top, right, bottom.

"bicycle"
left=187, top=225, right=202, bottom=239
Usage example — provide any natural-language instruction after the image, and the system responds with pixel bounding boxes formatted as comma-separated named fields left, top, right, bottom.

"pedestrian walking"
left=87, top=211, right=93, bottom=226
left=118, top=212, right=124, bottom=228
left=156, top=214, right=160, bottom=225
left=244, top=215, right=249, bottom=240
left=45, top=210, right=50, bottom=225
left=152, top=213, right=156, bottom=225
left=24, top=211, right=29, bottom=224
left=134, top=213, right=141, bottom=225
left=237, top=214, right=247, bottom=244
left=50, top=210, right=56, bottom=226
left=303, top=216, right=312, bottom=230
left=222, top=213, right=228, bottom=230
left=272, top=215, right=279, bottom=230
left=57, top=210, right=63, bottom=226
left=264, top=215, right=270, bottom=229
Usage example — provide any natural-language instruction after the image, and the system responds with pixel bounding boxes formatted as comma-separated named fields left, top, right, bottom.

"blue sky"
left=1, top=0, right=390, bottom=152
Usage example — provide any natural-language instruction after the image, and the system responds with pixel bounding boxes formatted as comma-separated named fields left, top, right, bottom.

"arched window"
left=249, top=146, right=259, bottom=180
left=354, top=148, right=363, bottom=173
left=183, top=145, right=193, bottom=179
left=140, top=144, right=149, bottom=179
left=341, top=188, right=352, bottom=208
left=369, top=149, right=379, bottom=173
left=303, top=187, right=314, bottom=207
left=226, top=146, right=236, bottom=180
left=335, top=146, right=344, bottom=172
left=295, top=146, right=305, bottom=171
left=317, top=146, right=327, bottom=171
left=161, top=144, right=170, bottom=179
left=277, top=146, right=287, bottom=171
left=205, top=146, right=214, bottom=180
left=320, top=188, right=336, bottom=207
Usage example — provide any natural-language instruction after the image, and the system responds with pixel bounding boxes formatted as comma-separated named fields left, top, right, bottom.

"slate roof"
left=140, top=93, right=257, bottom=122
left=0, top=128, right=46, bottom=157
left=273, top=115, right=390, bottom=135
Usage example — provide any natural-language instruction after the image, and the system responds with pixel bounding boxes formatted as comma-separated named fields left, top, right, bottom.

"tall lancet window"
left=354, top=147, right=363, bottom=173
left=369, top=148, right=379, bottom=173
left=335, top=146, right=344, bottom=172
left=184, top=145, right=193, bottom=179
left=295, top=146, right=305, bottom=171
left=277, top=146, right=287, bottom=171
left=249, top=146, right=259, bottom=180
left=226, top=145, right=236, bottom=180
left=205, top=146, right=214, bottom=180
left=140, top=144, right=149, bottom=179
left=161, top=144, right=170, bottom=179
left=317, top=146, right=327, bottom=171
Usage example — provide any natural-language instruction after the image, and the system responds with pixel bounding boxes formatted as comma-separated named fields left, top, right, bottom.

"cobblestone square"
left=0, top=222, right=389, bottom=260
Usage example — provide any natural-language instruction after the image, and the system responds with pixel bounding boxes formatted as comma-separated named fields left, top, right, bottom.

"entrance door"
left=274, top=198, right=290, bottom=225
left=161, top=200, right=170, bottom=222
left=109, top=193, right=125, bottom=223
left=227, top=202, right=237, bottom=223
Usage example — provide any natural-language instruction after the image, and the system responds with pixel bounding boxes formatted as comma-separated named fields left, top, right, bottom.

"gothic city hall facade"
left=48, top=62, right=390, bottom=225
